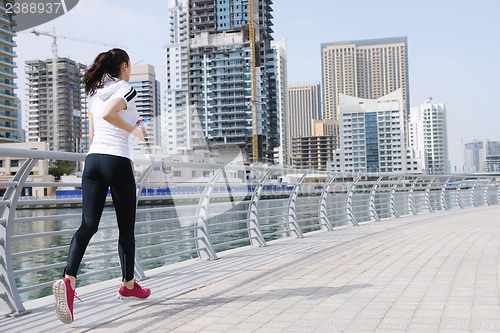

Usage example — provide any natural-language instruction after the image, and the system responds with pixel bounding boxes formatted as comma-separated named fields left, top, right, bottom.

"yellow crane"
left=248, top=0, right=259, bottom=164
left=31, top=28, right=125, bottom=151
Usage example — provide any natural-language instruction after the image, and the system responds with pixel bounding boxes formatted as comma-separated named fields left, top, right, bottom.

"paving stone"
left=2, top=206, right=500, bottom=332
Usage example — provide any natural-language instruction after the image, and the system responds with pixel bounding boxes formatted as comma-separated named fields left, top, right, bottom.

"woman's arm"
left=89, top=112, right=94, bottom=144
left=102, top=97, right=145, bottom=139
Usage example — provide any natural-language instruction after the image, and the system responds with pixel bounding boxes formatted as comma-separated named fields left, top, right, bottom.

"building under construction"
left=165, top=0, right=279, bottom=164
left=25, top=58, right=86, bottom=152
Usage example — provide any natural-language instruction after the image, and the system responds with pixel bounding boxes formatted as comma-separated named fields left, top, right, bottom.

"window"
left=173, top=170, right=181, bottom=177
left=10, top=160, right=20, bottom=167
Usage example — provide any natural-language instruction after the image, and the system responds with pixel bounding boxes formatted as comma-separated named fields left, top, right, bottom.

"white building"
left=271, top=39, right=288, bottom=166
left=163, top=0, right=191, bottom=155
left=409, top=98, right=449, bottom=174
left=330, top=89, right=421, bottom=174
left=463, top=140, right=500, bottom=173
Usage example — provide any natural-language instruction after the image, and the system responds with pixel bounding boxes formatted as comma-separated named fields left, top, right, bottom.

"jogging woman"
left=52, top=48, right=151, bottom=325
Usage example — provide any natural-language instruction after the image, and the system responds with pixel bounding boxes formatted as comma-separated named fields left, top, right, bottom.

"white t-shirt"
left=87, top=77, right=139, bottom=160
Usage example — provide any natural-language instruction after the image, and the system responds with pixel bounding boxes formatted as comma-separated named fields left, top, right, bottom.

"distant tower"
left=464, top=140, right=484, bottom=173
left=321, top=37, right=410, bottom=135
left=288, top=84, right=321, bottom=138
left=409, top=98, right=449, bottom=174
left=0, top=5, right=18, bottom=143
left=25, top=58, right=86, bottom=152
left=163, top=0, right=190, bottom=155
left=271, top=39, right=288, bottom=166
left=130, top=63, right=161, bottom=147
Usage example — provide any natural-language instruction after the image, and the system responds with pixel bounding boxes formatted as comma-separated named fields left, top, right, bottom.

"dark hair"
left=83, top=48, right=130, bottom=96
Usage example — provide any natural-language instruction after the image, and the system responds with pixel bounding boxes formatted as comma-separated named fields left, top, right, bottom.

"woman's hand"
left=131, top=119, right=147, bottom=141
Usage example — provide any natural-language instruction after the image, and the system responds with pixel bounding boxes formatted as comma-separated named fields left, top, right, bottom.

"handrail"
left=0, top=147, right=499, bottom=317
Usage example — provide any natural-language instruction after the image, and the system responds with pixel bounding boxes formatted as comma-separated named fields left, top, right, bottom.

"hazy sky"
left=15, top=0, right=500, bottom=171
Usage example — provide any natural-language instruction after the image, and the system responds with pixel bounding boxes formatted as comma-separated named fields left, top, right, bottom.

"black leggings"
left=65, top=153, right=137, bottom=282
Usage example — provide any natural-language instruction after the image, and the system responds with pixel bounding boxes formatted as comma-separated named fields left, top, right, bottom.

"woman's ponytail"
left=83, top=48, right=130, bottom=96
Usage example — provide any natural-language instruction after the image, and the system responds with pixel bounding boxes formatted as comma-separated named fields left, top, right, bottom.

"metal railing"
left=0, top=147, right=499, bottom=317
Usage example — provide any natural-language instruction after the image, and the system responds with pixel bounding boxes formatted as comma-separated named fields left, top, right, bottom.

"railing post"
left=369, top=176, right=383, bottom=222
left=408, top=176, right=419, bottom=215
left=470, top=179, right=479, bottom=207
left=346, top=175, right=361, bottom=226
left=246, top=172, right=268, bottom=246
left=456, top=178, right=465, bottom=209
left=0, top=158, right=37, bottom=317
left=194, top=169, right=220, bottom=260
left=132, top=164, right=156, bottom=280
left=440, top=177, right=451, bottom=210
left=287, top=173, right=305, bottom=238
left=318, top=175, right=336, bottom=231
left=484, top=178, right=493, bottom=206
left=390, top=176, right=404, bottom=218
left=497, top=178, right=500, bottom=204
left=425, top=177, right=436, bottom=213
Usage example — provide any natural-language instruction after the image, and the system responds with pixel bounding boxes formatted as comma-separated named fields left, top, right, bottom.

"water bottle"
left=129, top=118, right=149, bottom=148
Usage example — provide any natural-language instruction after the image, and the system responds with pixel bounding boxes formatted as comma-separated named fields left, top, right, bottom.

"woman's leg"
left=54, top=155, right=110, bottom=324
left=65, top=155, right=109, bottom=281
left=103, top=156, right=137, bottom=283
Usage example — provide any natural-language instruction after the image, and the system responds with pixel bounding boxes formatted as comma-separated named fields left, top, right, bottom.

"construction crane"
left=31, top=28, right=125, bottom=151
left=248, top=0, right=259, bottom=165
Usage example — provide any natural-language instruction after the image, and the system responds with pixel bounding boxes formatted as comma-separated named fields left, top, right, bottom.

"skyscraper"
left=25, top=58, right=86, bottom=152
left=330, top=89, right=420, bottom=174
left=130, top=64, right=161, bottom=147
left=321, top=37, right=410, bottom=123
left=165, top=0, right=278, bottom=163
left=288, top=84, right=321, bottom=139
left=409, top=98, right=449, bottom=174
left=463, top=140, right=500, bottom=173
left=164, top=0, right=190, bottom=155
left=0, top=3, right=18, bottom=143
left=271, top=38, right=288, bottom=166
left=288, top=84, right=336, bottom=170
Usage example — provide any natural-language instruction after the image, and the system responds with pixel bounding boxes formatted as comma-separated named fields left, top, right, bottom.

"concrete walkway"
left=2, top=206, right=500, bottom=332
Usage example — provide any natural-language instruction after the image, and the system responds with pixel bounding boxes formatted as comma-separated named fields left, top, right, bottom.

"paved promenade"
left=2, top=206, right=500, bottom=332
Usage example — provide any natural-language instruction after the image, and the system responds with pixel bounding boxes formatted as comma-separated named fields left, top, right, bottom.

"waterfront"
left=2, top=153, right=495, bottom=319
left=11, top=190, right=449, bottom=302
left=12, top=197, right=323, bottom=302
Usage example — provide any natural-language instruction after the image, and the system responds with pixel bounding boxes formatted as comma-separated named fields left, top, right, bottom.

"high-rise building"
left=288, top=84, right=333, bottom=170
left=330, top=89, right=420, bottom=174
left=464, top=140, right=500, bottom=173
left=288, top=84, right=321, bottom=139
left=321, top=37, right=410, bottom=124
left=164, top=0, right=190, bottom=155
left=484, top=140, right=500, bottom=172
left=165, top=0, right=278, bottom=163
left=25, top=58, right=86, bottom=152
left=0, top=3, right=18, bottom=143
left=409, top=98, right=449, bottom=174
left=271, top=38, right=288, bottom=166
left=464, top=140, right=484, bottom=173
left=130, top=64, right=161, bottom=147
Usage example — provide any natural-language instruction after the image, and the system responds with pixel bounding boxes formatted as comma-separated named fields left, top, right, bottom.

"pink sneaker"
left=117, top=281, right=151, bottom=300
left=53, top=278, right=77, bottom=324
